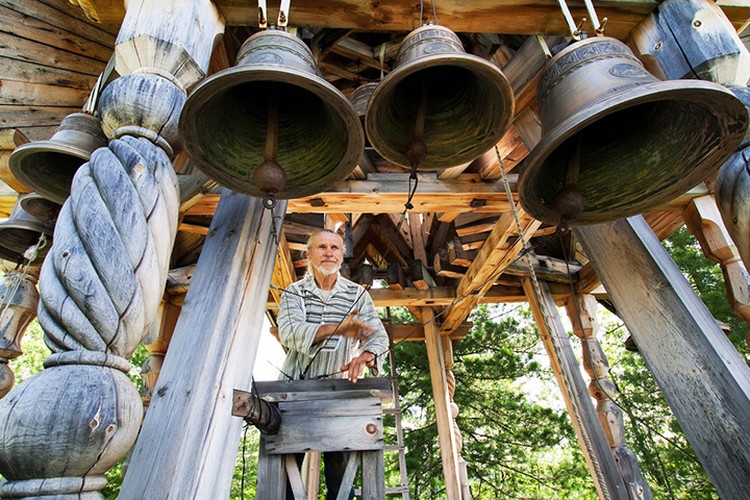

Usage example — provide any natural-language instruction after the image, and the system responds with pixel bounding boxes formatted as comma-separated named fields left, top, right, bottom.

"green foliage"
left=662, top=227, right=749, bottom=359
left=390, top=304, right=595, bottom=499
left=8, top=320, right=48, bottom=383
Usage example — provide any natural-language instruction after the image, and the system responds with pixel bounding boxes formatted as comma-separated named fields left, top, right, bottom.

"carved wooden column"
left=0, top=267, right=40, bottom=398
left=683, top=195, right=750, bottom=347
left=0, top=1, right=223, bottom=497
left=565, top=294, right=652, bottom=500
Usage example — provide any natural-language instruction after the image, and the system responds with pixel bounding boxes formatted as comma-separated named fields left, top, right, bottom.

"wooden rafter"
left=440, top=207, right=542, bottom=335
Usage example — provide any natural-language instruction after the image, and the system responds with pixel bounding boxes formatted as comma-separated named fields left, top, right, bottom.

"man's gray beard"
left=313, top=263, right=340, bottom=276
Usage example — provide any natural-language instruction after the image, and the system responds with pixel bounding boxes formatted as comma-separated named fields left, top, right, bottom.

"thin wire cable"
left=496, top=145, right=611, bottom=499
left=557, top=232, right=702, bottom=467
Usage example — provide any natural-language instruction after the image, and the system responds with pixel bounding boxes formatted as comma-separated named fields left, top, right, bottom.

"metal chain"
left=496, top=145, right=611, bottom=500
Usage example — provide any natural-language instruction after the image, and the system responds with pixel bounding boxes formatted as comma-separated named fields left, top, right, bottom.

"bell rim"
left=180, top=64, right=365, bottom=199
left=9, top=141, right=94, bottom=204
left=19, top=193, right=61, bottom=221
left=365, top=53, right=514, bottom=169
left=519, top=79, right=748, bottom=225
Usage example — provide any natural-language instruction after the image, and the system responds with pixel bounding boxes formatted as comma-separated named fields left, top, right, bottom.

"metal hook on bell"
left=583, top=0, right=607, bottom=35
left=257, top=0, right=291, bottom=29
left=555, top=0, right=583, bottom=41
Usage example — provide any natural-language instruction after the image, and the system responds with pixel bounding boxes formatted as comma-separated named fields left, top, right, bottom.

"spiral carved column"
left=0, top=0, right=223, bottom=497
left=565, top=294, right=652, bottom=500
left=441, top=335, right=471, bottom=499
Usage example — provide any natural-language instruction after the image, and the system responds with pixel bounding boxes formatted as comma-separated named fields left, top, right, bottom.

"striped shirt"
left=277, top=274, right=389, bottom=380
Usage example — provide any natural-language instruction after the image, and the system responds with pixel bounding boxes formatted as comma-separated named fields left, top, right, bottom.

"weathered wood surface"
left=523, top=278, right=630, bottom=500
left=422, top=307, right=462, bottom=500
left=576, top=216, right=750, bottom=500
left=683, top=195, right=750, bottom=335
left=361, top=450, right=385, bottom=500
left=257, top=439, right=288, bottom=499
left=630, top=0, right=750, bottom=85
left=565, top=294, right=653, bottom=500
left=73, top=0, right=750, bottom=39
left=715, top=146, right=750, bottom=275
left=113, top=0, right=223, bottom=89
left=121, top=193, right=284, bottom=499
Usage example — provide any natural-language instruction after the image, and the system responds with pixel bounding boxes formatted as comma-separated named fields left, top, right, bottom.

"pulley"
left=179, top=29, right=364, bottom=200
left=518, top=37, right=748, bottom=226
left=365, top=24, right=515, bottom=169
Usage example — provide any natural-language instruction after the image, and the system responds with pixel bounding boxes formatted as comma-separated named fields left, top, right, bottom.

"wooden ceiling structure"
left=5, top=0, right=749, bottom=333
left=2, top=1, right=750, bottom=499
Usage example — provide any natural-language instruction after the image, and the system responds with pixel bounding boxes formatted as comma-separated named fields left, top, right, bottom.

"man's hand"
left=340, top=309, right=374, bottom=341
left=340, top=351, right=376, bottom=383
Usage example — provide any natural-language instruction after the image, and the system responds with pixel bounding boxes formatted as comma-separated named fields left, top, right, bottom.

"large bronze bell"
left=519, top=37, right=748, bottom=226
left=9, top=112, right=108, bottom=204
left=0, top=195, right=54, bottom=266
left=365, top=24, right=514, bottom=169
left=179, top=29, right=364, bottom=200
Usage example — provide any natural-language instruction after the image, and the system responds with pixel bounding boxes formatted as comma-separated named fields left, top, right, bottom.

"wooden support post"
left=422, top=307, right=462, bottom=499
left=140, top=300, right=181, bottom=408
left=120, top=193, right=286, bottom=499
left=522, top=278, right=630, bottom=500
left=575, top=216, right=750, bottom=500
left=683, top=195, right=750, bottom=346
left=565, top=294, right=652, bottom=500
left=441, top=336, right=471, bottom=499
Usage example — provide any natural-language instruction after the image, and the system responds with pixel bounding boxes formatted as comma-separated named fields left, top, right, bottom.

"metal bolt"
left=365, top=423, right=377, bottom=434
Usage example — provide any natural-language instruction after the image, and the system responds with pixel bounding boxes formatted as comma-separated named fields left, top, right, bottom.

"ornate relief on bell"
left=8, top=112, right=107, bottom=204
left=365, top=24, right=515, bottom=169
left=518, top=37, right=748, bottom=226
left=180, top=29, right=364, bottom=200
left=0, top=196, right=54, bottom=266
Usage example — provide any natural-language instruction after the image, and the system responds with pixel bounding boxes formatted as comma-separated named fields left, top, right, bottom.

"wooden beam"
left=121, top=193, right=286, bottom=498
left=522, top=278, right=630, bottom=500
left=575, top=215, right=750, bottom=500
left=385, top=322, right=470, bottom=342
left=184, top=173, right=515, bottom=216
left=441, top=207, right=542, bottom=335
left=422, top=307, right=462, bottom=500
left=71, top=1, right=750, bottom=40
left=270, top=230, right=296, bottom=306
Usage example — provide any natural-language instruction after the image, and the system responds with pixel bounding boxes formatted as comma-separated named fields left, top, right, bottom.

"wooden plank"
left=0, top=33, right=105, bottom=76
left=119, top=193, right=286, bottom=499
left=0, top=5, right=113, bottom=62
left=0, top=58, right=97, bottom=90
left=522, top=278, right=630, bottom=500
left=6, top=0, right=118, bottom=46
left=257, top=439, right=287, bottom=499
left=265, top=283, right=572, bottom=310
left=422, top=307, right=462, bottom=499
left=361, top=451, right=385, bottom=499
left=441, top=207, right=541, bottom=334
left=576, top=215, right=750, bottom=500
left=0, top=105, right=79, bottom=128
left=0, top=80, right=90, bottom=107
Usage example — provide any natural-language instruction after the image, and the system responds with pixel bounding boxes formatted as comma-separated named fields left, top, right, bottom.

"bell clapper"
left=405, top=82, right=429, bottom=169
left=551, top=135, right=585, bottom=225
left=253, top=96, right=288, bottom=199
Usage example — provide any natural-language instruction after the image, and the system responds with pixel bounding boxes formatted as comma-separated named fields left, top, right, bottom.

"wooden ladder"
left=383, top=335, right=410, bottom=498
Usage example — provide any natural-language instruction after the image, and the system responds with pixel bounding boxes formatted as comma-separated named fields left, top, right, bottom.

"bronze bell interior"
left=518, top=37, right=749, bottom=226
left=8, top=112, right=108, bottom=205
left=365, top=24, right=515, bottom=170
left=179, top=29, right=364, bottom=200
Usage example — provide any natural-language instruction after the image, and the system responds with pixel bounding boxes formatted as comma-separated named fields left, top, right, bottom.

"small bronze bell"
left=19, top=192, right=61, bottom=223
left=519, top=37, right=748, bottom=226
left=9, top=112, right=107, bottom=204
left=0, top=196, right=54, bottom=266
left=180, top=29, right=364, bottom=200
left=365, top=24, right=514, bottom=169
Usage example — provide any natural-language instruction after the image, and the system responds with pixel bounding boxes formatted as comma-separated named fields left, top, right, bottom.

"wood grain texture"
left=119, top=192, right=286, bottom=500
left=576, top=216, right=750, bottom=500
left=523, top=278, right=630, bottom=500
